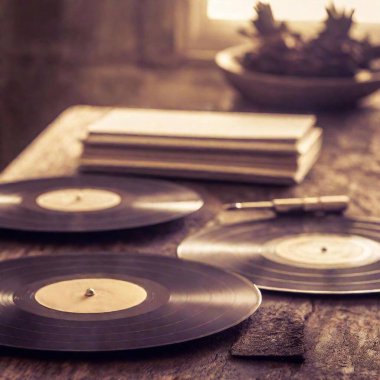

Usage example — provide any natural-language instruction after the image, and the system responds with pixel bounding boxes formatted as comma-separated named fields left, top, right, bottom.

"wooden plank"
left=0, top=106, right=110, bottom=182
left=302, top=297, right=380, bottom=378
left=0, top=104, right=380, bottom=379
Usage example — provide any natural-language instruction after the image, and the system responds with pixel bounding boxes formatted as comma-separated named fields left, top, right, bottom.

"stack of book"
left=80, top=109, right=322, bottom=185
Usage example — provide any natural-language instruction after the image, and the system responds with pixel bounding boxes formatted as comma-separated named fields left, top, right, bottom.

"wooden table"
left=0, top=104, right=379, bottom=379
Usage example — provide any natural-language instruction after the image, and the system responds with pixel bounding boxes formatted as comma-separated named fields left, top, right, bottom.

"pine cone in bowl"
left=216, top=2, right=380, bottom=109
left=241, top=2, right=373, bottom=78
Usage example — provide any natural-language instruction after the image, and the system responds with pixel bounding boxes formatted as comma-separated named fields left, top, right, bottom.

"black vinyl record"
left=0, top=175, right=203, bottom=232
left=178, top=215, right=380, bottom=294
left=0, top=254, right=261, bottom=352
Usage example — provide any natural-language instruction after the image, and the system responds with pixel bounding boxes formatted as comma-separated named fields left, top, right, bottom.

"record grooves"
left=0, top=254, right=261, bottom=352
left=178, top=215, right=380, bottom=294
left=0, top=175, right=204, bottom=232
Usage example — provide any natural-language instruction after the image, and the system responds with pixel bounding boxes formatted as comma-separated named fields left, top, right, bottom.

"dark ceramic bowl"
left=216, top=44, right=380, bottom=109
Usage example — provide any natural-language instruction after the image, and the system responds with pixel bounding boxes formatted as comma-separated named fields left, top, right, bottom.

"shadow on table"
left=0, top=217, right=192, bottom=248
left=0, top=325, right=241, bottom=362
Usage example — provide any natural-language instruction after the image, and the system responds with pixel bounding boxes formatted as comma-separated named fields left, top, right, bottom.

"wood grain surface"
left=0, top=104, right=380, bottom=379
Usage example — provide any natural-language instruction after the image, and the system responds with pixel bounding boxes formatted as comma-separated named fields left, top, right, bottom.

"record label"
left=0, top=194, right=22, bottom=206
left=264, top=233, right=380, bottom=269
left=34, top=278, right=147, bottom=313
left=36, top=188, right=122, bottom=212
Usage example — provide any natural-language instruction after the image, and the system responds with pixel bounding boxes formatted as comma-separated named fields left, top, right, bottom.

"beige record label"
left=35, top=278, right=147, bottom=313
left=0, top=194, right=22, bottom=206
left=36, top=188, right=122, bottom=212
left=263, top=233, right=380, bottom=269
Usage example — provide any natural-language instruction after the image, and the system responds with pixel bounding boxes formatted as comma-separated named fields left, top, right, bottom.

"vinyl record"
left=178, top=215, right=380, bottom=294
left=0, top=175, right=203, bottom=232
left=0, top=253, right=261, bottom=352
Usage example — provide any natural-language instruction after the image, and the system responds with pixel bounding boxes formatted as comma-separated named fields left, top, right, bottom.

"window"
left=208, top=0, right=380, bottom=23
left=177, top=0, right=380, bottom=60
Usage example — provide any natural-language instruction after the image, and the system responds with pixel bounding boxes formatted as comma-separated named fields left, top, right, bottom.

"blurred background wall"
left=0, top=0, right=230, bottom=170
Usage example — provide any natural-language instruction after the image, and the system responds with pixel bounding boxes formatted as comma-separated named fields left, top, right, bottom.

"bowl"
left=215, top=44, right=380, bottom=110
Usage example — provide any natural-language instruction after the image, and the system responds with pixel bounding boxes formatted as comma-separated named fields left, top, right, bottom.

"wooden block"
left=231, top=301, right=311, bottom=360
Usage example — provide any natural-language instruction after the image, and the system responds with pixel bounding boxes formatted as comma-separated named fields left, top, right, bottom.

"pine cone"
left=240, top=2, right=374, bottom=78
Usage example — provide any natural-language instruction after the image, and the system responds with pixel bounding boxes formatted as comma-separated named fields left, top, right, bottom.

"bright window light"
left=207, top=0, right=380, bottom=23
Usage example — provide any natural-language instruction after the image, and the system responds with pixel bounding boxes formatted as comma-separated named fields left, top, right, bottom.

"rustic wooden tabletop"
left=0, top=103, right=379, bottom=379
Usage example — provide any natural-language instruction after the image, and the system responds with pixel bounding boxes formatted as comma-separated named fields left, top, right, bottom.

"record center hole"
left=85, top=288, right=96, bottom=297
